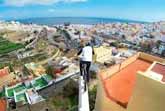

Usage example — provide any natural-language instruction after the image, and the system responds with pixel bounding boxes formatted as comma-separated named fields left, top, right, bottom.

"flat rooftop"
left=151, top=63, right=165, bottom=82
left=0, top=67, right=9, bottom=78
left=103, top=59, right=152, bottom=107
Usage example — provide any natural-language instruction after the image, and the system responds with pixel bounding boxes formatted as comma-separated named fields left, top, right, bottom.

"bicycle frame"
left=81, top=64, right=87, bottom=91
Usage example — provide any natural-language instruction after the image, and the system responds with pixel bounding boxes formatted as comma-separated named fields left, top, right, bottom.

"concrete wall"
left=30, top=101, right=48, bottom=111
left=99, top=52, right=165, bottom=81
left=120, top=53, right=139, bottom=69
left=127, top=72, right=165, bottom=111
left=10, top=101, right=48, bottom=111
left=99, top=52, right=140, bottom=80
left=139, top=53, right=165, bottom=63
left=100, top=64, right=121, bottom=80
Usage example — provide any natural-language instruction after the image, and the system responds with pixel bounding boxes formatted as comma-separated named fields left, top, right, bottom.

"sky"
left=0, top=0, right=165, bottom=22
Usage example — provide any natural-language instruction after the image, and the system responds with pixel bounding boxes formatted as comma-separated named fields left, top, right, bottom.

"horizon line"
left=2, top=16, right=153, bottom=23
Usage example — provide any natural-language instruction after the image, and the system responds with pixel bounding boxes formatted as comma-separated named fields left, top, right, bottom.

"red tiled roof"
left=102, top=59, right=151, bottom=107
left=152, top=63, right=165, bottom=82
left=0, top=99, right=6, bottom=111
left=0, top=67, right=10, bottom=78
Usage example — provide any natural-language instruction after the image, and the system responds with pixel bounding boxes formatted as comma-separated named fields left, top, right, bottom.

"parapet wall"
left=139, top=53, right=165, bottom=63
left=120, top=53, right=140, bottom=69
left=127, top=72, right=165, bottom=111
left=99, top=52, right=140, bottom=80
left=99, top=52, right=165, bottom=80
left=100, top=64, right=121, bottom=80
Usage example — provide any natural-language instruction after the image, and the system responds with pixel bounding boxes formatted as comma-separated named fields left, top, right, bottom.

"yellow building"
left=95, top=52, right=165, bottom=111
left=94, top=46, right=112, bottom=64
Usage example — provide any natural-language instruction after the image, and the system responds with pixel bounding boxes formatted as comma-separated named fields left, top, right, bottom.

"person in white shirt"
left=77, top=42, right=95, bottom=82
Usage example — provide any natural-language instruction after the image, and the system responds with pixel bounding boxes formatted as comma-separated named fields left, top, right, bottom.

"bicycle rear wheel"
left=82, top=64, right=87, bottom=91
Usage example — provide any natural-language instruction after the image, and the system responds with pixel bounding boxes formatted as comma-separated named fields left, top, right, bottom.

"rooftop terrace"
left=103, top=59, right=152, bottom=107
left=151, top=63, right=165, bottom=82
left=98, top=53, right=164, bottom=108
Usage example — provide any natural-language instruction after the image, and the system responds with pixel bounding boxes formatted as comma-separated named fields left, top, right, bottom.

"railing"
left=53, top=71, right=79, bottom=83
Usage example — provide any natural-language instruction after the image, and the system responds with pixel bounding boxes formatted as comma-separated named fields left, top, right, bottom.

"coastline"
left=9, top=17, right=149, bottom=26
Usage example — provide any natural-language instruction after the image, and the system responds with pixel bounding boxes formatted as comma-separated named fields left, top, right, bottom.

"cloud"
left=4, top=0, right=87, bottom=6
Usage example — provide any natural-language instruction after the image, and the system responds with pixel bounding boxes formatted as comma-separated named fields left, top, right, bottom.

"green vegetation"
left=36, top=39, right=48, bottom=51
left=46, top=65, right=54, bottom=76
left=47, top=80, right=78, bottom=111
left=110, top=41, right=120, bottom=48
left=0, top=37, right=24, bottom=55
left=89, top=85, right=97, bottom=111
left=0, top=90, right=5, bottom=98
left=156, top=40, right=162, bottom=48
left=43, top=74, right=53, bottom=81
left=48, top=80, right=96, bottom=111
left=140, top=40, right=153, bottom=52
left=51, top=95, right=78, bottom=111
left=0, top=63, right=10, bottom=69
left=62, top=30, right=71, bottom=40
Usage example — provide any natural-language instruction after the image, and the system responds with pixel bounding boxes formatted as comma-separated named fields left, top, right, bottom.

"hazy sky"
left=0, top=0, right=165, bottom=21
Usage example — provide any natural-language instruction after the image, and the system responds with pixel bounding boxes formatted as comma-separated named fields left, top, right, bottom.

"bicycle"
left=73, top=56, right=88, bottom=92
left=81, top=63, right=87, bottom=92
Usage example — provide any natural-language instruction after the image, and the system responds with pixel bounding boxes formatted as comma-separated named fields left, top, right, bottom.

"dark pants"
left=80, top=61, right=91, bottom=82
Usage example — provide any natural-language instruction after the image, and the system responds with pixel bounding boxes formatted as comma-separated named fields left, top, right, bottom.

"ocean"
left=16, top=17, right=147, bottom=26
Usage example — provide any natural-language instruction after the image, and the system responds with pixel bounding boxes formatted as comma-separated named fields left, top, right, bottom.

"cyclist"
left=77, top=41, right=95, bottom=83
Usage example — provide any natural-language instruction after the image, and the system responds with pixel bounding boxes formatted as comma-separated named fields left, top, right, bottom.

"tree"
left=121, top=34, right=126, bottom=40
left=76, top=31, right=81, bottom=39
left=140, top=40, right=152, bottom=52
left=9, top=63, right=15, bottom=73
left=46, top=65, right=54, bottom=76
left=161, top=50, right=165, bottom=57
left=110, top=42, right=119, bottom=47
left=156, top=40, right=162, bottom=49
left=33, top=30, right=38, bottom=34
